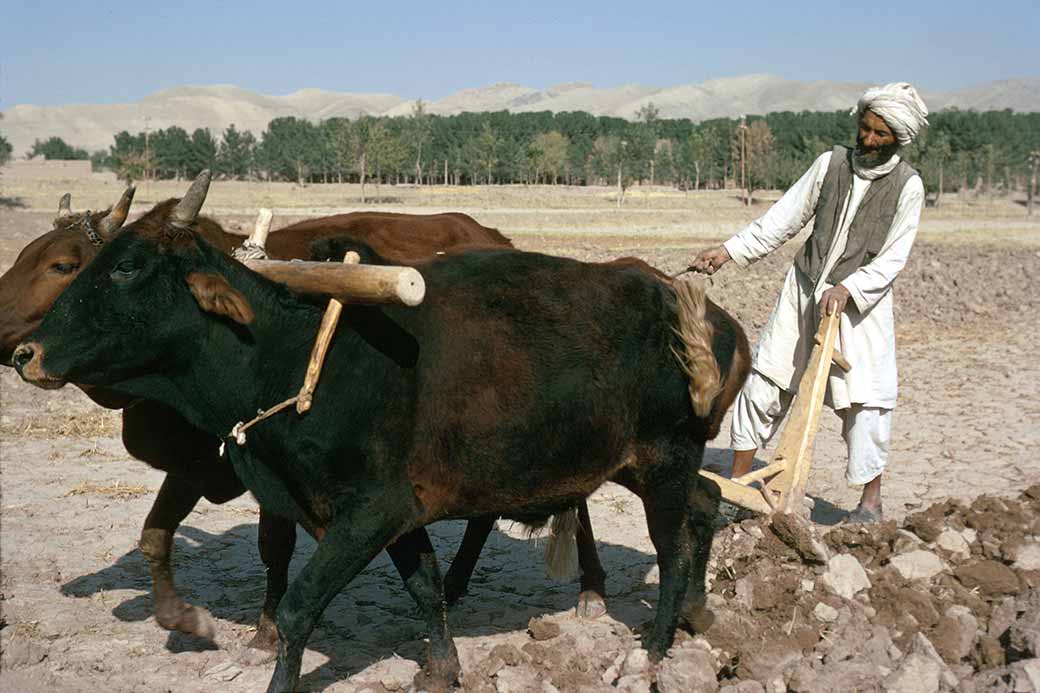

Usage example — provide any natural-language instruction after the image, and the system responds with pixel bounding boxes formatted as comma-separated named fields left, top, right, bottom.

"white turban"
left=853, top=82, right=929, bottom=146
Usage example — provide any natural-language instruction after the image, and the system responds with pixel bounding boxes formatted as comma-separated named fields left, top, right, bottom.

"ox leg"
left=635, top=471, right=697, bottom=661
left=248, top=510, right=297, bottom=652
left=267, top=507, right=410, bottom=693
left=679, top=475, right=721, bottom=633
left=576, top=500, right=608, bottom=619
left=443, top=515, right=496, bottom=605
left=387, top=528, right=461, bottom=690
left=139, top=474, right=216, bottom=641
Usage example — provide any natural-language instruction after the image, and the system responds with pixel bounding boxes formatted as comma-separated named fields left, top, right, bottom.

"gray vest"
left=794, top=145, right=918, bottom=286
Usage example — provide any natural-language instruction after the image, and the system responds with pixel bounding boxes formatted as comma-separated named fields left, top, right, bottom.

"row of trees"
left=9, top=104, right=1040, bottom=202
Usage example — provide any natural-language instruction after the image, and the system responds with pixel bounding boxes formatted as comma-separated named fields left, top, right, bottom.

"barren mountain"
left=2, top=74, right=1037, bottom=156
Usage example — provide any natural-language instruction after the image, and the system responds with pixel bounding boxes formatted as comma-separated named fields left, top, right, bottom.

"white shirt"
left=723, top=151, right=925, bottom=410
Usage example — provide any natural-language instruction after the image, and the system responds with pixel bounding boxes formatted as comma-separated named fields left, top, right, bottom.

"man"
left=691, top=82, right=928, bottom=523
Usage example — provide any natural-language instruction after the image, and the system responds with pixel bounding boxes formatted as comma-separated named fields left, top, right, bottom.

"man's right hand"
left=689, top=245, right=732, bottom=275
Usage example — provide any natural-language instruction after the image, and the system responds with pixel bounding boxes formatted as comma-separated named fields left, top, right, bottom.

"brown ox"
left=0, top=188, right=527, bottom=650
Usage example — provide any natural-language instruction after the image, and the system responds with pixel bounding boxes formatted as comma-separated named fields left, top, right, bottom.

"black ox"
left=16, top=194, right=747, bottom=691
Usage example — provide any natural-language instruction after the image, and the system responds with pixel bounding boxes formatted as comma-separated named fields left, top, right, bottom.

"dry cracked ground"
left=1, top=179, right=1039, bottom=691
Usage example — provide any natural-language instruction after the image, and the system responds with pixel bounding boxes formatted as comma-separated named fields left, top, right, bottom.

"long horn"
left=97, top=186, right=136, bottom=237
left=58, top=193, right=72, bottom=217
left=170, top=170, right=212, bottom=228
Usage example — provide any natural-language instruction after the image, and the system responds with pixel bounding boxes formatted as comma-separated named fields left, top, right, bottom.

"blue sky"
left=3, top=0, right=1037, bottom=108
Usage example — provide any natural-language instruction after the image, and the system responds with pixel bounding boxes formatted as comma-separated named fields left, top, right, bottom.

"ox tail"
left=544, top=509, right=580, bottom=580
left=671, top=277, right=721, bottom=418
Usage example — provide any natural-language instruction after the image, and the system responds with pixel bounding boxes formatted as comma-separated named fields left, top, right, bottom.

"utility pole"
left=739, top=116, right=748, bottom=207
left=617, top=140, right=627, bottom=209
left=143, top=115, right=152, bottom=186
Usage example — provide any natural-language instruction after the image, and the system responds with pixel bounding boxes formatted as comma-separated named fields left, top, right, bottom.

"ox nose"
left=12, top=343, right=36, bottom=371
left=13, top=341, right=63, bottom=389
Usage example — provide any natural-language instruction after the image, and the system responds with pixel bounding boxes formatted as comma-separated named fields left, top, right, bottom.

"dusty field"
left=2, top=180, right=1040, bottom=691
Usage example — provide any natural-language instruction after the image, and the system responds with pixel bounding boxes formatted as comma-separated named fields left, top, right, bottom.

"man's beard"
left=854, top=137, right=900, bottom=168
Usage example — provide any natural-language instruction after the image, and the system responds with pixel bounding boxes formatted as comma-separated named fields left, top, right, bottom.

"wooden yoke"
left=296, top=251, right=360, bottom=413
left=244, top=260, right=425, bottom=307
left=698, top=310, right=847, bottom=515
left=238, top=207, right=425, bottom=307
left=233, top=209, right=426, bottom=420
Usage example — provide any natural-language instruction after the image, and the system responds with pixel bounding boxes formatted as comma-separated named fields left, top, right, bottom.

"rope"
left=70, top=213, right=105, bottom=246
left=227, top=395, right=300, bottom=446
left=232, top=241, right=269, bottom=261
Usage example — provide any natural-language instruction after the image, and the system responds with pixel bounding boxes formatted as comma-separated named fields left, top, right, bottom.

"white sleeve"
left=840, top=175, right=925, bottom=313
left=723, top=152, right=830, bottom=268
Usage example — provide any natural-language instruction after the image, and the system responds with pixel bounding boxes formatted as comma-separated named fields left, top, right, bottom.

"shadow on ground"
left=59, top=448, right=850, bottom=687
left=61, top=515, right=662, bottom=686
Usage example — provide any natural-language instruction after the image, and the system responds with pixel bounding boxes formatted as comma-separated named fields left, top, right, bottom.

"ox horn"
left=170, top=170, right=212, bottom=228
left=58, top=193, right=72, bottom=217
left=97, top=185, right=136, bottom=237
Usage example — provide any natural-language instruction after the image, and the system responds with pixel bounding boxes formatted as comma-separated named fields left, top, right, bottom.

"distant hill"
left=3, top=74, right=1038, bottom=156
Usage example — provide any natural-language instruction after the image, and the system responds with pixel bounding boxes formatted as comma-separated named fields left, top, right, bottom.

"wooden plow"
left=698, top=310, right=850, bottom=515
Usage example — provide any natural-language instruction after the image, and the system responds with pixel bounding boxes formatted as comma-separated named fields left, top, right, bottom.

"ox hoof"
left=413, top=664, right=460, bottom=693
left=679, top=599, right=714, bottom=634
left=576, top=590, right=607, bottom=619
left=245, top=614, right=279, bottom=653
left=413, top=642, right=461, bottom=692
left=157, top=602, right=217, bottom=642
left=237, top=645, right=278, bottom=666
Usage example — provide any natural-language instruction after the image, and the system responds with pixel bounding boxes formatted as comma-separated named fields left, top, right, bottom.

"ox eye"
left=110, top=260, right=140, bottom=283
left=51, top=262, right=79, bottom=275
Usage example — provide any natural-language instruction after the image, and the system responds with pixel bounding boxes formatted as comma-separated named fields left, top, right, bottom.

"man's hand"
left=690, top=246, right=732, bottom=275
left=819, top=284, right=851, bottom=316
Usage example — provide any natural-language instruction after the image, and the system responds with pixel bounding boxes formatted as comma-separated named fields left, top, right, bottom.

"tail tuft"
left=544, top=509, right=579, bottom=580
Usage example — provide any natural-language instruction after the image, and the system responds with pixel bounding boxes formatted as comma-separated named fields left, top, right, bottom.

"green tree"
left=407, top=100, right=432, bottom=184
left=593, top=135, right=638, bottom=207
left=680, top=130, right=708, bottom=190
left=150, top=126, right=193, bottom=179
left=326, top=118, right=358, bottom=184
left=353, top=117, right=374, bottom=200
left=0, top=133, right=12, bottom=167
left=464, top=123, right=500, bottom=184
left=363, top=119, right=406, bottom=201
left=258, top=117, right=320, bottom=183
left=914, top=129, right=953, bottom=206
left=746, top=119, right=776, bottom=197
left=29, top=137, right=89, bottom=160
left=109, top=131, right=148, bottom=182
left=217, top=124, right=256, bottom=179
left=188, top=128, right=218, bottom=178
left=531, top=131, right=569, bottom=184
left=90, top=149, right=112, bottom=173
left=635, top=102, right=661, bottom=185
left=732, top=118, right=775, bottom=203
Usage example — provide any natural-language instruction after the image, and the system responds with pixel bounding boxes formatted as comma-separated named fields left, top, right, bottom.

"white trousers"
left=730, top=370, right=891, bottom=486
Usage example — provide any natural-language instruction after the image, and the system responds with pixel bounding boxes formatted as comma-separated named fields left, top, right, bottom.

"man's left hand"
left=819, top=284, right=851, bottom=316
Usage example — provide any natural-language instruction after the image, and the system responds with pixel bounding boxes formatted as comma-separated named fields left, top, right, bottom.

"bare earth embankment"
left=2, top=178, right=1039, bottom=691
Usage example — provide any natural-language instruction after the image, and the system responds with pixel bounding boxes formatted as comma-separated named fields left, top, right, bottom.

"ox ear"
left=98, top=186, right=136, bottom=237
left=186, top=272, right=255, bottom=325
